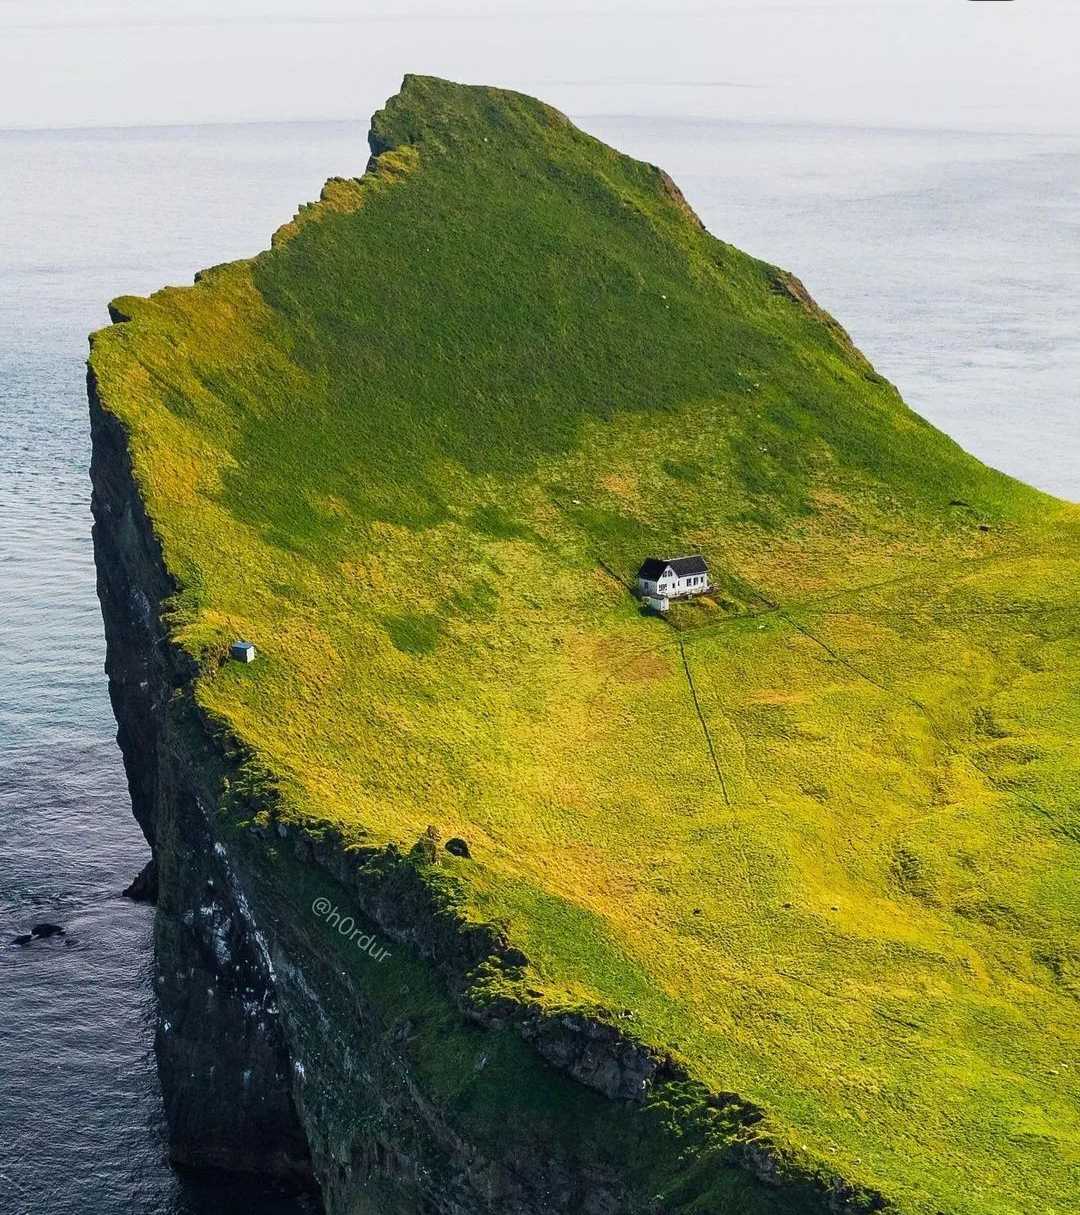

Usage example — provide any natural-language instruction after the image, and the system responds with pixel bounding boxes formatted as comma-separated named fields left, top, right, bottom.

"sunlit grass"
left=90, top=75, right=1080, bottom=1215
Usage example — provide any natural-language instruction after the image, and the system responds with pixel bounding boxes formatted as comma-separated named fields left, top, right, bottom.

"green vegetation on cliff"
left=89, top=75, right=1080, bottom=1214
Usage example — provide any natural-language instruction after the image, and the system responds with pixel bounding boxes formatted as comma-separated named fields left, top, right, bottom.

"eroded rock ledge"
left=89, top=364, right=888, bottom=1214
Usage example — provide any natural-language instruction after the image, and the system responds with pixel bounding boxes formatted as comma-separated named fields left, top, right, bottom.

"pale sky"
left=2, top=0, right=1079, bottom=133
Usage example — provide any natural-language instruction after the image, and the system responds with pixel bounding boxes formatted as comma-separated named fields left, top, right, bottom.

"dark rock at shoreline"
left=12, top=934, right=34, bottom=946
left=31, top=922, right=64, bottom=939
left=123, top=857, right=158, bottom=903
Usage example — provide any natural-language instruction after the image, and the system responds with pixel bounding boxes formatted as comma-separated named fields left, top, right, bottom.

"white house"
left=230, top=639, right=256, bottom=663
left=636, top=556, right=709, bottom=609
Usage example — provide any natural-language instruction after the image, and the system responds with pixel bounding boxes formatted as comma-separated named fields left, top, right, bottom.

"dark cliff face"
left=87, top=371, right=661, bottom=1213
left=88, top=364, right=889, bottom=1214
left=81, top=72, right=1080, bottom=1215
left=89, top=372, right=313, bottom=1185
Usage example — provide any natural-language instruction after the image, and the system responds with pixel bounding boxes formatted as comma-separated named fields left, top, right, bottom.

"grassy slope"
left=90, top=75, right=1080, bottom=1214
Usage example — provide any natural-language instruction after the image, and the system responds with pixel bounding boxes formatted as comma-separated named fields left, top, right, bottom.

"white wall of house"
left=637, top=567, right=709, bottom=598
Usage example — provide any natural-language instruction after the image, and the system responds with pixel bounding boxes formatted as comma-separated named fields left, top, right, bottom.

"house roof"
left=637, top=557, right=668, bottom=580
left=636, top=555, right=708, bottom=579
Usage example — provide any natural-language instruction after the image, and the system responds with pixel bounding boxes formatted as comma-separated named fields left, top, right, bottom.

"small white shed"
left=230, top=640, right=256, bottom=663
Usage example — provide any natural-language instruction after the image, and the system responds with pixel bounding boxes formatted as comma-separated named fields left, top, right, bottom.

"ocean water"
left=0, top=116, right=1076, bottom=1215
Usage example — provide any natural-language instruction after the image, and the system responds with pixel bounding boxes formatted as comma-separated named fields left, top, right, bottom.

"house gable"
left=636, top=555, right=708, bottom=583
left=666, top=555, right=707, bottom=578
left=636, top=557, right=670, bottom=582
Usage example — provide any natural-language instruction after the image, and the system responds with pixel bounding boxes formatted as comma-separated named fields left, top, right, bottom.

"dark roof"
left=636, top=557, right=668, bottom=580
left=636, top=555, right=708, bottom=579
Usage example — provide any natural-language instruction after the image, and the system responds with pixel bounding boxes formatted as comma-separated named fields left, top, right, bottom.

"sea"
left=0, top=115, right=1076, bottom=1215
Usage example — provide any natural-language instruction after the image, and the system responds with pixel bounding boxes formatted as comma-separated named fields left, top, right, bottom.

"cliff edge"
left=89, top=75, right=1080, bottom=1215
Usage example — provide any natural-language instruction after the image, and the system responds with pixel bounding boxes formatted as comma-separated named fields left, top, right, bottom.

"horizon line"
left=0, top=110, right=1072, bottom=142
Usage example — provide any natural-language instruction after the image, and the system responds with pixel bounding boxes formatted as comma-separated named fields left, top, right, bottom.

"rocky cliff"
left=88, top=367, right=887, bottom=1215
left=86, top=73, right=1080, bottom=1215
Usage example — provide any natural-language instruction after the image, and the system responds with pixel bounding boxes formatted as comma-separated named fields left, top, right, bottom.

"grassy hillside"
left=89, top=75, right=1080, bottom=1214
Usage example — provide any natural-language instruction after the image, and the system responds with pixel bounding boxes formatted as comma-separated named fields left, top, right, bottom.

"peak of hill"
left=90, top=75, right=1080, bottom=1215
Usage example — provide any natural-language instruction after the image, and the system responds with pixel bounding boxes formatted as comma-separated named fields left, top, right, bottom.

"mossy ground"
left=234, top=824, right=804, bottom=1215
left=90, top=76, right=1080, bottom=1214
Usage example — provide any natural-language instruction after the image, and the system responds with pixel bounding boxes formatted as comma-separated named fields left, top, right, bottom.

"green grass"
left=90, top=75, right=1080, bottom=1214
left=231, top=822, right=810, bottom=1215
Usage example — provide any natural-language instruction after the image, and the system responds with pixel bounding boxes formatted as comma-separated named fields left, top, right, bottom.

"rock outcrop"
left=84, top=70, right=923, bottom=1213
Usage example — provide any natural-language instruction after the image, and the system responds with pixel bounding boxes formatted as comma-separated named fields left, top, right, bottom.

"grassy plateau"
left=89, top=75, right=1079, bottom=1213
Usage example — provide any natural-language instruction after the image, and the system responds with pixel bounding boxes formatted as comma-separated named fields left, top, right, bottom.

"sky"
left=2, top=0, right=1079, bottom=134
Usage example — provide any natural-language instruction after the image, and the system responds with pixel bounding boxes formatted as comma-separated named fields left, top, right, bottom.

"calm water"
left=0, top=116, right=1077, bottom=1215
